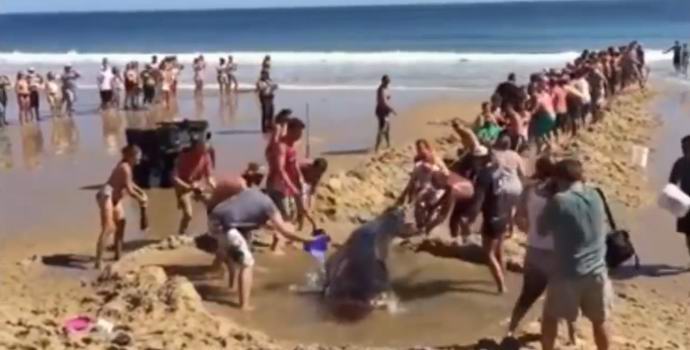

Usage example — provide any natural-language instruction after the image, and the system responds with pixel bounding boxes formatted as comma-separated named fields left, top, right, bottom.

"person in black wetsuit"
left=665, top=41, right=682, bottom=74
left=668, top=135, right=690, bottom=262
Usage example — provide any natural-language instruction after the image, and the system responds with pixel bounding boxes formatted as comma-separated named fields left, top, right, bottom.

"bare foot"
left=271, top=249, right=285, bottom=256
left=240, top=304, right=255, bottom=312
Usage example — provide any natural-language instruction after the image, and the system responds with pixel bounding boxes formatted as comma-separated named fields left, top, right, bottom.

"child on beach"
left=95, top=145, right=148, bottom=269
left=241, top=162, right=265, bottom=188
left=296, top=158, right=329, bottom=230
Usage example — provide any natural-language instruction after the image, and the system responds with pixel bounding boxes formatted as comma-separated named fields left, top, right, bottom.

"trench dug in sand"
left=125, top=235, right=522, bottom=348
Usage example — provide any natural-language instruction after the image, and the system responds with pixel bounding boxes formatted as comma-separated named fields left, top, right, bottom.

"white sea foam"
left=0, top=50, right=671, bottom=65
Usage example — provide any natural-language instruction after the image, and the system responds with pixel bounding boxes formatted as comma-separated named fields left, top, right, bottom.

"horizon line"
left=0, top=0, right=610, bottom=16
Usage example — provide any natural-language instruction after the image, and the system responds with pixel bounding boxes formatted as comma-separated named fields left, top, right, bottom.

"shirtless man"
left=550, top=77, right=569, bottom=140
left=173, top=138, right=216, bottom=235
left=95, top=145, right=148, bottom=269
left=588, top=63, right=609, bottom=122
left=375, top=75, right=396, bottom=152
left=665, top=41, right=683, bottom=74
left=15, top=72, right=31, bottom=124
left=265, top=118, right=305, bottom=253
left=61, top=65, right=80, bottom=116
left=529, top=77, right=557, bottom=153
left=565, top=71, right=591, bottom=136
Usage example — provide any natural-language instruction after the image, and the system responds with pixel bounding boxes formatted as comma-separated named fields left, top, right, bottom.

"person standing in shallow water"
left=256, top=70, right=278, bottom=133
left=665, top=41, right=683, bottom=74
left=375, top=75, right=396, bottom=152
left=668, top=135, right=690, bottom=263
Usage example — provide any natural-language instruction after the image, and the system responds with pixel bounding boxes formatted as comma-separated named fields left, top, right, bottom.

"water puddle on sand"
left=147, top=244, right=520, bottom=348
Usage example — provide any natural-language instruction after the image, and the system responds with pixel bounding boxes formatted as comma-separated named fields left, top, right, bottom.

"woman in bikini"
left=15, top=72, right=31, bottom=124
left=95, top=145, right=148, bottom=269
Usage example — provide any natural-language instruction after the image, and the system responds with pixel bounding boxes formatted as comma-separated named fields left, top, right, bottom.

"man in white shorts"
left=207, top=187, right=314, bottom=311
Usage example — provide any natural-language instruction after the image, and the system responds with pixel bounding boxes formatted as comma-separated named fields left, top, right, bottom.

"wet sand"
left=0, top=87, right=475, bottom=262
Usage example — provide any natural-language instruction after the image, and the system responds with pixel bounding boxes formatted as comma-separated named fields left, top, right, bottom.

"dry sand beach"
left=1, top=83, right=689, bottom=349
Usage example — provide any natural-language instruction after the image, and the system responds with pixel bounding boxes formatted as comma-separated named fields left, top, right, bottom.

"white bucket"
left=658, top=183, right=690, bottom=218
left=631, top=145, right=650, bottom=168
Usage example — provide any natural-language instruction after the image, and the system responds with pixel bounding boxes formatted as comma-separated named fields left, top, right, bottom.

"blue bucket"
left=304, top=230, right=330, bottom=260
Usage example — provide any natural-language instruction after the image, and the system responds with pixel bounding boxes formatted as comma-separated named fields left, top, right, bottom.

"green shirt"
left=539, top=184, right=607, bottom=278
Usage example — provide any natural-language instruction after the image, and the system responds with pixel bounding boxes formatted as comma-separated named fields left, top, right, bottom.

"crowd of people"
left=391, top=41, right=650, bottom=350
left=97, top=104, right=328, bottom=310
left=0, top=53, right=278, bottom=131
left=0, top=66, right=81, bottom=124
left=9, top=39, right=676, bottom=348
left=666, top=40, right=690, bottom=78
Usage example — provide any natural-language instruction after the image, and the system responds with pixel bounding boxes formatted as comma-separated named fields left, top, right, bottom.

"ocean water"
left=0, top=0, right=688, bottom=90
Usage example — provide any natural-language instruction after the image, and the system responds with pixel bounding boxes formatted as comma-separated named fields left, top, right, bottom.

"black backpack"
left=595, top=188, right=641, bottom=269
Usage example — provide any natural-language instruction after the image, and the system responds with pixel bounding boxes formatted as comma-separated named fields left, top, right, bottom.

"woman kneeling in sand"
left=95, top=145, right=148, bottom=269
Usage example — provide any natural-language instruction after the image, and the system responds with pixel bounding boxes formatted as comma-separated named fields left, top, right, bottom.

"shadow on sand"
left=610, top=263, right=690, bottom=280
left=321, top=147, right=371, bottom=156
left=215, top=129, right=263, bottom=136
left=435, top=333, right=541, bottom=350
left=412, top=239, right=485, bottom=265
left=41, top=254, right=94, bottom=270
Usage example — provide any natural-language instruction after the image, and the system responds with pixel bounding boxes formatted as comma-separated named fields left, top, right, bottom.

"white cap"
left=472, top=145, right=489, bottom=157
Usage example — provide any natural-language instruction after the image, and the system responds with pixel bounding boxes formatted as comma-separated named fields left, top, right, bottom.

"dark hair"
left=122, top=144, right=141, bottom=157
left=534, top=156, right=554, bottom=180
left=313, top=158, right=329, bottom=173
left=382, top=74, right=390, bottom=83
left=682, top=135, right=690, bottom=154
left=507, top=73, right=516, bottom=82
left=287, top=118, right=306, bottom=131
left=494, top=134, right=512, bottom=151
left=275, top=109, right=293, bottom=124
left=553, top=158, right=584, bottom=183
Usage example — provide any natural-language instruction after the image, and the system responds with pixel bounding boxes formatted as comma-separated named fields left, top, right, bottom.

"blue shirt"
left=539, top=184, right=607, bottom=278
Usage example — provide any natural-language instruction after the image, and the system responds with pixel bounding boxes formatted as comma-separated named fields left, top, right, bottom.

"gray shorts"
left=208, top=219, right=255, bottom=268
left=543, top=272, right=613, bottom=323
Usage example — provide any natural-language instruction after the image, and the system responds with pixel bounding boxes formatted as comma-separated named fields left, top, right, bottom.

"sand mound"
left=554, top=90, right=658, bottom=208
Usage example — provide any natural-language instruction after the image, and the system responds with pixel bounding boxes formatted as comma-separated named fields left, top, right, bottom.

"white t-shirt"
left=97, top=67, right=114, bottom=91
left=526, top=183, right=554, bottom=251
